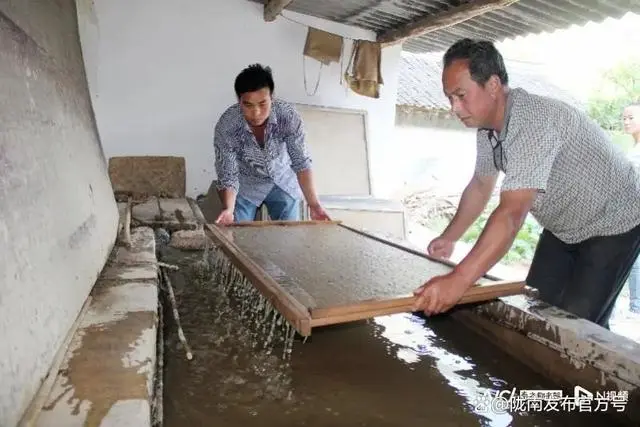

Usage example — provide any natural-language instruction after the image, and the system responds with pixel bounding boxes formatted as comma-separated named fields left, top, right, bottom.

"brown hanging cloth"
left=303, top=27, right=344, bottom=65
left=344, top=40, right=384, bottom=99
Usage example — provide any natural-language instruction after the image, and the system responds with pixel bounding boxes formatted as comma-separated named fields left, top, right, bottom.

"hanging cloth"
left=303, top=27, right=343, bottom=65
left=344, top=40, right=383, bottom=99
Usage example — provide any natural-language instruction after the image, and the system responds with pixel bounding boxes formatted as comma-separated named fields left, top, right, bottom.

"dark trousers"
left=526, top=223, right=640, bottom=329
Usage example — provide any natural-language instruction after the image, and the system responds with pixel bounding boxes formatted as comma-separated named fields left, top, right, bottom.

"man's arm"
left=453, top=189, right=536, bottom=284
left=283, top=107, right=320, bottom=207
left=453, top=117, right=563, bottom=285
left=441, top=174, right=497, bottom=241
left=440, top=129, right=499, bottom=241
left=296, top=169, right=321, bottom=208
left=213, top=125, right=239, bottom=211
left=217, top=188, right=237, bottom=211
left=413, top=188, right=537, bottom=315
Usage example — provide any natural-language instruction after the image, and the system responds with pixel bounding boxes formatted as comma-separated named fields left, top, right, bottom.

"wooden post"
left=377, top=0, right=520, bottom=45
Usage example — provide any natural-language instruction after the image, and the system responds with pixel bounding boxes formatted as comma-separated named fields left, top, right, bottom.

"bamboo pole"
left=157, top=261, right=179, bottom=271
left=160, top=266, right=193, bottom=360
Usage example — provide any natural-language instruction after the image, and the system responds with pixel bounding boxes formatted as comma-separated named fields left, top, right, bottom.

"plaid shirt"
left=475, top=88, right=640, bottom=244
left=214, top=99, right=312, bottom=206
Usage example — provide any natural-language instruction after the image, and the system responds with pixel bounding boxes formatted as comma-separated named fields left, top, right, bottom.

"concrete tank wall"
left=0, top=1, right=119, bottom=425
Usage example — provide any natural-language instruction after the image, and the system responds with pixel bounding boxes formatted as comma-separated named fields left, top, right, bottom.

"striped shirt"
left=475, top=88, right=640, bottom=244
left=214, top=99, right=312, bottom=206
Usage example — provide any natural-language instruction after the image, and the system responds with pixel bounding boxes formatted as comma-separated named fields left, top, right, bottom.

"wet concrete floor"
left=160, top=247, right=627, bottom=427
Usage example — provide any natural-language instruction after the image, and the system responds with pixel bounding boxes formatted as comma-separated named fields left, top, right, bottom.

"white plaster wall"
left=78, top=0, right=402, bottom=198
left=0, top=0, right=119, bottom=425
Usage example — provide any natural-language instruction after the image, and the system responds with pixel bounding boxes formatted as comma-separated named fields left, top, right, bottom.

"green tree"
left=459, top=200, right=542, bottom=265
left=587, top=60, right=640, bottom=150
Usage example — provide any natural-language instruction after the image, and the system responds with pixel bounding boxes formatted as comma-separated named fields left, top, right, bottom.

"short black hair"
left=443, top=38, right=509, bottom=86
left=234, top=64, right=274, bottom=98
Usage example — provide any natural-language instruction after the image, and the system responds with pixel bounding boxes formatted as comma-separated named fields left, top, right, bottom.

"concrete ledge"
left=36, top=227, right=159, bottom=427
left=131, top=197, right=198, bottom=231
left=454, top=295, right=640, bottom=425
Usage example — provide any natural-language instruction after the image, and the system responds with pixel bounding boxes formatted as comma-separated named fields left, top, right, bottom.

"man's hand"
left=309, top=204, right=331, bottom=221
left=215, top=208, right=234, bottom=225
left=427, top=236, right=455, bottom=259
left=412, top=272, right=472, bottom=316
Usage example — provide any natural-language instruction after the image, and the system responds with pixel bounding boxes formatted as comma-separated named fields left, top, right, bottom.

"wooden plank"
left=229, top=220, right=341, bottom=227
left=204, top=224, right=312, bottom=336
left=264, top=0, right=294, bottom=22
left=310, top=282, right=525, bottom=328
left=377, top=0, right=520, bottom=45
left=311, top=304, right=414, bottom=328
left=310, top=281, right=526, bottom=320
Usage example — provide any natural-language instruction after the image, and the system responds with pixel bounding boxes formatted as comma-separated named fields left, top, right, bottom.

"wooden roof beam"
left=377, top=0, right=520, bottom=46
left=264, top=0, right=295, bottom=22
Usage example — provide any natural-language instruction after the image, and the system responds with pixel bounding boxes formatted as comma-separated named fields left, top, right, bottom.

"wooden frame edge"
left=310, top=281, right=526, bottom=319
left=204, top=223, right=313, bottom=336
left=311, top=283, right=526, bottom=327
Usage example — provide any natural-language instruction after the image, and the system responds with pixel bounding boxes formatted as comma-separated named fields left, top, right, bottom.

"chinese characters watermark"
left=475, top=386, right=629, bottom=414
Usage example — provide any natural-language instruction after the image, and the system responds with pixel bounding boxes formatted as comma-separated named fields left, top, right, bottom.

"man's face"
left=623, top=105, right=640, bottom=135
left=442, top=59, right=498, bottom=129
left=240, top=87, right=272, bottom=127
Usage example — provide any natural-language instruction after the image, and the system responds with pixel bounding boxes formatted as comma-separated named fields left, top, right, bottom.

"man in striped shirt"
left=213, top=64, right=329, bottom=224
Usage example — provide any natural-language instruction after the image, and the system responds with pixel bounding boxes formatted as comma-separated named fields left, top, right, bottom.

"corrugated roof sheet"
left=252, top=0, right=640, bottom=53
left=397, top=51, right=584, bottom=109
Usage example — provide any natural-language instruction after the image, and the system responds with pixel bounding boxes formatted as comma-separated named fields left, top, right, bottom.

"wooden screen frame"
left=204, top=221, right=525, bottom=336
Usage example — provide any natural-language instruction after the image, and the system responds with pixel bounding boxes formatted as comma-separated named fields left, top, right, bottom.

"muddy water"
left=160, top=247, right=626, bottom=427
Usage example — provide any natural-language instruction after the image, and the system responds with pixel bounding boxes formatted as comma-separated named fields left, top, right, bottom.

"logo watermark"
left=475, top=386, right=629, bottom=414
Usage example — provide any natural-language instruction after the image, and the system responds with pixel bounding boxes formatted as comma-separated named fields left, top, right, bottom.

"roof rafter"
left=377, top=0, right=520, bottom=45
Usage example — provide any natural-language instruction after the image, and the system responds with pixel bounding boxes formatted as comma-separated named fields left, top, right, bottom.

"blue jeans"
left=627, top=256, right=640, bottom=313
left=234, top=186, right=300, bottom=222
